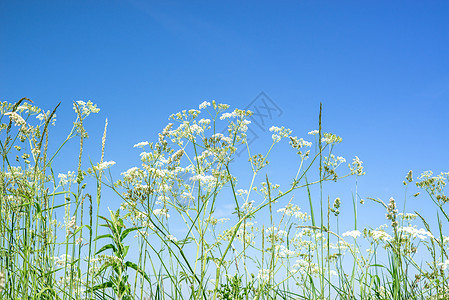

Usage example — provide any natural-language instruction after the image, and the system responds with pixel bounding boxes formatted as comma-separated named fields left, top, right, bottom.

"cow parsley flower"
left=220, top=111, right=237, bottom=120
left=133, top=141, right=149, bottom=148
left=153, top=208, right=170, bottom=218
left=371, top=230, right=392, bottom=242
left=342, top=230, right=361, bottom=239
left=269, top=126, right=291, bottom=143
left=73, top=100, right=100, bottom=116
left=321, top=132, right=342, bottom=144
left=257, top=269, right=271, bottom=281
left=93, top=161, right=116, bottom=171
left=398, top=226, right=433, bottom=240
left=438, top=260, right=449, bottom=271
left=199, top=101, right=210, bottom=109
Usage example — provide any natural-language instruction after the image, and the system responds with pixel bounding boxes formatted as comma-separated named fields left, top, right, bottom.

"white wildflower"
left=220, top=111, right=237, bottom=120
left=73, top=100, right=100, bottom=116
left=198, top=118, right=211, bottom=126
left=241, top=200, right=255, bottom=210
left=93, top=161, right=116, bottom=171
left=257, top=269, right=271, bottom=281
left=438, top=260, right=449, bottom=271
left=199, top=101, right=210, bottom=109
left=398, top=226, right=433, bottom=240
left=342, top=230, right=361, bottom=239
left=189, top=124, right=204, bottom=135
left=350, top=156, right=365, bottom=176
left=121, top=167, right=140, bottom=180
left=5, top=112, right=26, bottom=129
left=53, top=254, right=71, bottom=267
left=153, top=208, right=170, bottom=218
left=277, top=244, right=295, bottom=257
left=190, top=174, right=216, bottom=184
left=133, top=141, right=149, bottom=148
left=371, top=230, right=392, bottom=242
left=236, top=189, right=248, bottom=196
left=269, top=126, right=291, bottom=143
left=321, top=132, right=342, bottom=144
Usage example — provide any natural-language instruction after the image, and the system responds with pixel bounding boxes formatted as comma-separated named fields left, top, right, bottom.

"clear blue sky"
left=1, top=1, right=449, bottom=231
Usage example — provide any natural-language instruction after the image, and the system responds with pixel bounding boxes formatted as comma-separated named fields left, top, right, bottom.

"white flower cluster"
left=269, top=126, right=292, bottom=143
left=199, top=101, right=210, bottom=109
left=342, top=230, right=361, bottom=239
left=133, top=141, right=149, bottom=148
left=58, top=171, right=76, bottom=186
left=398, top=226, right=433, bottom=240
left=291, top=259, right=320, bottom=276
left=4, top=112, right=27, bottom=132
left=265, top=226, right=287, bottom=238
left=220, top=111, right=237, bottom=120
left=276, top=244, right=295, bottom=257
left=121, top=167, right=141, bottom=181
left=198, top=118, right=211, bottom=126
left=5, top=111, right=26, bottom=126
left=323, top=154, right=346, bottom=168
left=321, top=132, right=342, bottom=144
left=236, top=189, right=248, bottom=196
left=36, top=109, right=57, bottom=125
left=97, top=254, right=123, bottom=265
left=256, top=269, right=271, bottom=281
left=73, top=100, right=100, bottom=117
left=153, top=208, right=170, bottom=218
left=277, top=204, right=308, bottom=221
left=370, top=230, right=392, bottom=242
left=93, top=161, right=116, bottom=171
left=211, top=133, right=232, bottom=144
left=398, top=213, right=417, bottom=221
left=205, top=216, right=229, bottom=226
left=438, top=260, right=449, bottom=271
left=220, top=108, right=251, bottom=121
left=189, top=174, right=217, bottom=191
left=241, top=200, right=255, bottom=211
left=329, top=240, right=350, bottom=250
left=350, top=156, right=365, bottom=176
left=53, top=254, right=71, bottom=267
left=66, top=216, right=78, bottom=237
left=235, top=222, right=256, bottom=245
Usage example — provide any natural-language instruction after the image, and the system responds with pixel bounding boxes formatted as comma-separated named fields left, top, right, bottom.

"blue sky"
left=1, top=1, right=449, bottom=232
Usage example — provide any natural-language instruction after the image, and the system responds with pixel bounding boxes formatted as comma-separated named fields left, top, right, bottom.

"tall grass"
left=0, top=98, right=448, bottom=299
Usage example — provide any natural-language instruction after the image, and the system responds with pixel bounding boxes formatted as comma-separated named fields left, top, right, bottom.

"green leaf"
left=94, top=233, right=114, bottom=241
left=125, top=261, right=152, bottom=285
left=123, top=245, right=129, bottom=257
left=120, top=226, right=141, bottom=241
left=96, top=243, right=117, bottom=255
left=91, top=281, right=113, bottom=291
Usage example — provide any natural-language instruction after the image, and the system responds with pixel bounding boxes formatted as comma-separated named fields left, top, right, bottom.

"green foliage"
left=93, top=209, right=143, bottom=300
left=215, top=274, right=253, bottom=300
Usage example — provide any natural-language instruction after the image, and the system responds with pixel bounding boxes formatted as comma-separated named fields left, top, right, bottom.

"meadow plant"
left=0, top=98, right=448, bottom=299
